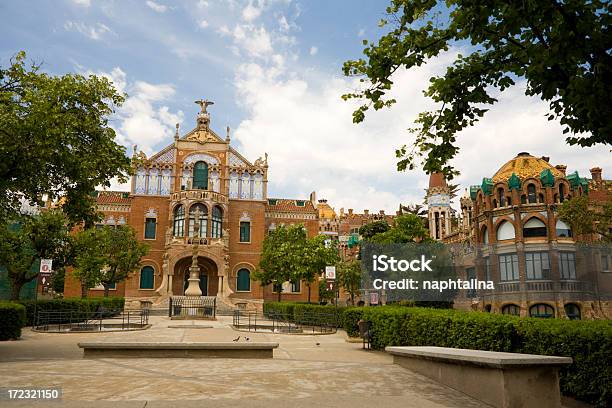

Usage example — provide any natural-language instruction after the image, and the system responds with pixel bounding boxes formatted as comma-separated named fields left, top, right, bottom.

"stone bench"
left=79, top=341, right=278, bottom=359
left=386, top=346, right=572, bottom=408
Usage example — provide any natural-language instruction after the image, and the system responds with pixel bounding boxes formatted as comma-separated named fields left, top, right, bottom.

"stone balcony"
left=171, top=189, right=228, bottom=204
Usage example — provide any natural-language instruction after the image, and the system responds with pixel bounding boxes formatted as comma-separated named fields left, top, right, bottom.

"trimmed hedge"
left=347, top=306, right=611, bottom=406
left=341, top=307, right=364, bottom=337
left=263, top=302, right=346, bottom=326
left=0, top=302, right=26, bottom=340
left=16, top=297, right=125, bottom=326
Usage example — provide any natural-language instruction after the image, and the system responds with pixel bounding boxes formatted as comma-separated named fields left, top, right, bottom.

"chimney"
left=340, top=208, right=344, bottom=217
left=590, top=167, right=602, bottom=182
left=541, top=156, right=550, bottom=162
left=364, top=209, right=369, bottom=215
left=348, top=209, right=353, bottom=216
left=555, top=165, right=567, bottom=176
left=380, top=210, right=385, bottom=215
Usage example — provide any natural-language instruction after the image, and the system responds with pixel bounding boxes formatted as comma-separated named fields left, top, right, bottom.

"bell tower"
left=426, top=172, right=451, bottom=241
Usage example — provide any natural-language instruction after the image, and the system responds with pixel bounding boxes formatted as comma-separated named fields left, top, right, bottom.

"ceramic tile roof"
left=266, top=198, right=317, bottom=213
left=95, top=191, right=132, bottom=205
left=492, top=152, right=564, bottom=183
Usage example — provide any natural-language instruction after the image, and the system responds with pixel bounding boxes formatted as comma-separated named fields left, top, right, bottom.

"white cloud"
left=230, top=43, right=611, bottom=213
left=242, top=1, right=262, bottom=22
left=64, top=21, right=115, bottom=40
left=309, top=46, right=318, bottom=56
left=197, top=0, right=209, bottom=8
left=232, top=24, right=273, bottom=58
left=146, top=0, right=167, bottom=13
left=199, top=20, right=209, bottom=29
left=71, top=0, right=90, bottom=6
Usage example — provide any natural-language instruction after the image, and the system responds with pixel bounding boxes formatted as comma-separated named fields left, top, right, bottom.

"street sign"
left=326, top=281, right=336, bottom=292
left=370, top=292, right=379, bottom=305
left=40, top=259, right=53, bottom=275
left=325, top=266, right=336, bottom=280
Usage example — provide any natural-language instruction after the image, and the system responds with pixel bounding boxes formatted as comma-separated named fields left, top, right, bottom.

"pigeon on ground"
left=245, top=337, right=250, bottom=341
left=232, top=336, right=240, bottom=342
left=316, top=342, right=320, bottom=346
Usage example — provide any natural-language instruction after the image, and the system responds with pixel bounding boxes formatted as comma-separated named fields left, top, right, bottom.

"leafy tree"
left=299, top=235, right=339, bottom=303
left=337, top=259, right=362, bottom=305
left=0, top=210, right=73, bottom=300
left=558, top=196, right=611, bottom=242
left=370, top=213, right=432, bottom=244
left=255, top=225, right=306, bottom=302
left=318, top=279, right=336, bottom=304
left=359, top=220, right=390, bottom=239
left=0, top=51, right=131, bottom=225
left=343, top=1, right=611, bottom=179
left=73, top=226, right=149, bottom=297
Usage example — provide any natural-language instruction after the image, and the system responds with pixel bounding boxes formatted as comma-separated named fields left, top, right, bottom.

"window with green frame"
left=211, top=206, right=223, bottom=238
left=145, top=218, right=156, bottom=239
left=140, top=266, right=155, bottom=289
left=501, top=304, right=520, bottom=316
left=192, top=161, right=208, bottom=189
left=236, top=268, right=250, bottom=291
left=239, top=221, right=250, bottom=242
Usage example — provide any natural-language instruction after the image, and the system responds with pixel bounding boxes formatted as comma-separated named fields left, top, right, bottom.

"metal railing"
left=233, top=310, right=337, bottom=334
left=169, top=296, right=216, bottom=318
left=34, top=308, right=149, bottom=332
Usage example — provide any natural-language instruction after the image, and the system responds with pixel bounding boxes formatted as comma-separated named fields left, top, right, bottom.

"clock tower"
left=426, top=172, right=451, bottom=240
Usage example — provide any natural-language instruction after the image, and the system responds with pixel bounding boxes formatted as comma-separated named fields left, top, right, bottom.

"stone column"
left=184, top=208, right=203, bottom=298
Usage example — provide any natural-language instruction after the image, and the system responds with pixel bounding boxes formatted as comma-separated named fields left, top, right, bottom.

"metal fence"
left=34, top=308, right=149, bottom=332
left=168, top=296, right=216, bottom=318
left=233, top=310, right=337, bottom=334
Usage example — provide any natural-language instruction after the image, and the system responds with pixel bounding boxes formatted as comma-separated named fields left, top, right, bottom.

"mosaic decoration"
left=182, top=169, right=191, bottom=190
left=183, top=153, right=219, bottom=165
left=240, top=172, right=251, bottom=199
left=160, top=169, right=172, bottom=195
left=151, top=146, right=175, bottom=164
left=148, top=168, right=159, bottom=195
left=229, top=152, right=248, bottom=167
left=229, top=171, right=239, bottom=198
left=210, top=170, right=220, bottom=192
left=135, top=167, right=147, bottom=194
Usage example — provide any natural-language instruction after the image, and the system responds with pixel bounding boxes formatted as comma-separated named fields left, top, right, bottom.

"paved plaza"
left=0, top=316, right=492, bottom=407
left=0, top=316, right=581, bottom=408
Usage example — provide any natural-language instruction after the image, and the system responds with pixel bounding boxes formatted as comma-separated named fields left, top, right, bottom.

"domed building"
left=434, top=152, right=611, bottom=319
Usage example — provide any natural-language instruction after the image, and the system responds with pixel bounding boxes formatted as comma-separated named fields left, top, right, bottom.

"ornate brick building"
left=64, top=101, right=319, bottom=308
left=430, top=152, right=611, bottom=319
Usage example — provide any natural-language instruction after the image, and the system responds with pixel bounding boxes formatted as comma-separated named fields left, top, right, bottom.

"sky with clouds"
left=1, top=0, right=609, bottom=214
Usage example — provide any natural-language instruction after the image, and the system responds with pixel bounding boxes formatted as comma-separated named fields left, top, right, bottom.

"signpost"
left=370, top=292, right=379, bottom=305
left=325, top=266, right=336, bottom=280
left=40, top=259, right=53, bottom=275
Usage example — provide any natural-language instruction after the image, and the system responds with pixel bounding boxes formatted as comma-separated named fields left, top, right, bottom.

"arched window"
left=559, top=183, right=566, bottom=203
left=173, top=205, right=185, bottom=237
left=211, top=206, right=223, bottom=238
left=484, top=304, right=492, bottom=313
left=564, top=304, right=581, bottom=320
left=192, top=161, right=208, bottom=190
left=188, top=203, right=208, bottom=238
left=529, top=303, right=554, bottom=318
left=527, top=184, right=536, bottom=203
left=496, top=221, right=516, bottom=240
left=523, top=217, right=547, bottom=238
left=502, top=304, right=520, bottom=316
left=555, top=220, right=572, bottom=238
left=497, top=188, right=505, bottom=207
left=236, top=268, right=251, bottom=292
left=481, top=226, right=489, bottom=244
left=140, top=266, right=155, bottom=289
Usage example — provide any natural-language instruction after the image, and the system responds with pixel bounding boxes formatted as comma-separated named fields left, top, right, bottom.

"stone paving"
left=0, top=316, right=493, bottom=407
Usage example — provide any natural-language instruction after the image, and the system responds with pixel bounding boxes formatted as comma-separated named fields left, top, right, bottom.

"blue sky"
left=1, top=0, right=610, bottom=213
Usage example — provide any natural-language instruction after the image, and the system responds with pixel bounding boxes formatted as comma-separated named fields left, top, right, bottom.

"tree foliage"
left=255, top=225, right=338, bottom=303
left=0, top=210, right=73, bottom=300
left=0, top=51, right=131, bottom=225
left=343, top=0, right=611, bottom=179
left=337, top=259, right=362, bottom=305
left=558, top=196, right=612, bottom=242
left=72, top=226, right=149, bottom=297
left=359, top=220, right=390, bottom=239
left=369, top=213, right=432, bottom=244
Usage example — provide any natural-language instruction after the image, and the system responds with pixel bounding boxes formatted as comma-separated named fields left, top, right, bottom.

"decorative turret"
left=426, top=172, right=452, bottom=241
